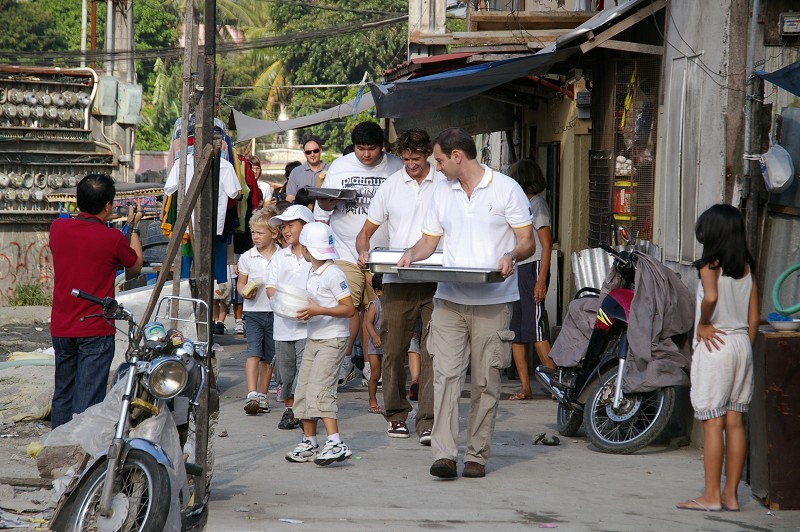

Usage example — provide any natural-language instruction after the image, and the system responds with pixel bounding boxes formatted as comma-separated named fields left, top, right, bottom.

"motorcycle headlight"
left=142, top=356, right=188, bottom=399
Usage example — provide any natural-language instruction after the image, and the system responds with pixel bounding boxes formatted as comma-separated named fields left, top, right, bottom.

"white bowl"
left=768, top=320, right=800, bottom=332
left=273, top=285, right=309, bottom=321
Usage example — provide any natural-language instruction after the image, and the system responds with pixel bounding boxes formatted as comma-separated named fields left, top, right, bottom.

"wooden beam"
left=579, top=0, right=667, bottom=54
left=135, top=144, right=214, bottom=337
left=451, top=44, right=530, bottom=53
left=597, top=39, right=664, bottom=55
left=415, top=31, right=562, bottom=46
left=454, top=29, right=570, bottom=39
left=467, top=53, right=531, bottom=62
left=469, top=11, right=594, bottom=31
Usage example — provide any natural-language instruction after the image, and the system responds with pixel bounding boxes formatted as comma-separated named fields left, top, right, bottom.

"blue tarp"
left=756, top=61, right=800, bottom=97
left=369, top=47, right=578, bottom=119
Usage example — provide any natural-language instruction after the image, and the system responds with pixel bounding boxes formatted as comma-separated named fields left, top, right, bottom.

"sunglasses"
left=304, top=148, right=321, bottom=155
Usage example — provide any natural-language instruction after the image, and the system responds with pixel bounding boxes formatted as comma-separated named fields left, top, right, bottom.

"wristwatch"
left=130, top=228, right=140, bottom=236
left=503, top=251, right=517, bottom=266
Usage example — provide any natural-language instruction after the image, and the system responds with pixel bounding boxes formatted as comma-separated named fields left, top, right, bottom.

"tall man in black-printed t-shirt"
left=314, top=122, right=403, bottom=386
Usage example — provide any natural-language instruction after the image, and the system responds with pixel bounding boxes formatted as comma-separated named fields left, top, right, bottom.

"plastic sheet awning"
left=232, top=91, right=375, bottom=143
left=757, top=61, right=800, bottom=97
left=369, top=47, right=578, bottom=119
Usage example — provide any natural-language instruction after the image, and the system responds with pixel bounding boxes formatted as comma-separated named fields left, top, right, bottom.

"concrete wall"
left=0, top=224, right=53, bottom=306
left=537, top=84, right=591, bottom=312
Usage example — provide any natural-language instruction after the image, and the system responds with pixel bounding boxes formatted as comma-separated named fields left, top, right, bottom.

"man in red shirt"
left=49, top=174, right=143, bottom=428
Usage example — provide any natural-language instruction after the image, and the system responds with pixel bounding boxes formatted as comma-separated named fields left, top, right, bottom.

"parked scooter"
left=536, top=227, right=692, bottom=454
left=50, top=289, right=212, bottom=531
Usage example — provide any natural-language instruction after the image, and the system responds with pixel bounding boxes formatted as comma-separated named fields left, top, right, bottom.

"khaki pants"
left=427, top=299, right=514, bottom=465
left=292, top=337, right=348, bottom=420
left=379, top=282, right=436, bottom=435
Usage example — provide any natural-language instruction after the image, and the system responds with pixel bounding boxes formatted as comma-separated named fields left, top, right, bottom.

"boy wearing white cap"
left=285, top=222, right=356, bottom=466
left=266, top=205, right=315, bottom=430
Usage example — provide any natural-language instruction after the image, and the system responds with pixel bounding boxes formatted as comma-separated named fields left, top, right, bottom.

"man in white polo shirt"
left=355, top=128, right=446, bottom=444
left=399, top=127, right=535, bottom=479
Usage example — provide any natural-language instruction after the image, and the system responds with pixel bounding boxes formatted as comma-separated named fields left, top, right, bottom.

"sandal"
left=509, top=391, right=533, bottom=401
left=368, top=405, right=382, bottom=414
left=533, top=432, right=560, bottom=446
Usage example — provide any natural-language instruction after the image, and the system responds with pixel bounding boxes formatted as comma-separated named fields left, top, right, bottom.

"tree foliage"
left=267, top=0, right=408, bottom=152
left=0, top=0, right=66, bottom=57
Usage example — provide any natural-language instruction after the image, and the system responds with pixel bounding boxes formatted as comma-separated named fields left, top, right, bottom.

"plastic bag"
left=42, top=380, right=187, bottom=532
left=761, top=143, right=795, bottom=193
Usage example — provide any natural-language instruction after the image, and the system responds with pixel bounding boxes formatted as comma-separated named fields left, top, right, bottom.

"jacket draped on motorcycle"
left=550, top=253, right=694, bottom=393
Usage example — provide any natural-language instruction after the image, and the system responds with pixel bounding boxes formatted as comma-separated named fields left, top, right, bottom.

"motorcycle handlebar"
left=71, top=289, right=120, bottom=316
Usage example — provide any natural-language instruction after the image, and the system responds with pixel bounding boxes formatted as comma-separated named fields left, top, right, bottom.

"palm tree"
left=168, top=0, right=288, bottom=120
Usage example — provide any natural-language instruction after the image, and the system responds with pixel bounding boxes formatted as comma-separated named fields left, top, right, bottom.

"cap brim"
left=307, top=247, right=339, bottom=260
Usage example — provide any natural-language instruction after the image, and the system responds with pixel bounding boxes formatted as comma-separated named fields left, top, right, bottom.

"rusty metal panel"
left=750, top=331, right=800, bottom=510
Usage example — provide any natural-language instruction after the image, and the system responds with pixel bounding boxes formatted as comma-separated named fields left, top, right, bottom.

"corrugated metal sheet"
left=570, top=240, right=662, bottom=290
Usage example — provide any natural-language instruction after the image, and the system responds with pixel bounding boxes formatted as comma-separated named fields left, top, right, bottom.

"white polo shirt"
left=422, top=165, right=533, bottom=305
left=237, top=244, right=279, bottom=312
left=305, top=261, right=351, bottom=340
left=313, top=152, right=404, bottom=264
left=367, top=165, right=446, bottom=284
left=266, top=245, right=311, bottom=341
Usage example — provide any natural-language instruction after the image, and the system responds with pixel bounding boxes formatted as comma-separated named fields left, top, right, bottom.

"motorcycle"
left=535, top=227, right=691, bottom=454
left=50, top=289, right=213, bottom=532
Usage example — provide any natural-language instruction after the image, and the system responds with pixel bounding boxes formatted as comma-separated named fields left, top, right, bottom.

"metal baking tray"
left=395, top=266, right=504, bottom=283
left=368, top=248, right=443, bottom=274
left=305, top=187, right=358, bottom=201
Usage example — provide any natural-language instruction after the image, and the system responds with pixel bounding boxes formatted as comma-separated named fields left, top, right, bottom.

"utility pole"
left=192, top=0, right=218, bottom=509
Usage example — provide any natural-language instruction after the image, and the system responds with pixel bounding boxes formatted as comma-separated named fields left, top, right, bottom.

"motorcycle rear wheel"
left=64, top=450, right=171, bottom=532
left=556, top=403, right=583, bottom=436
left=583, top=368, right=675, bottom=454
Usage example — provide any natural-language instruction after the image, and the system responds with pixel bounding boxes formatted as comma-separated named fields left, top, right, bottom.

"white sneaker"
left=234, top=319, right=244, bottom=335
left=314, top=441, right=352, bottom=466
left=337, top=357, right=355, bottom=387
left=285, top=439, right=319, bottom=463
left=244, top=391, right=259, bottom=415
left=258, top=393, right=270, bottom=413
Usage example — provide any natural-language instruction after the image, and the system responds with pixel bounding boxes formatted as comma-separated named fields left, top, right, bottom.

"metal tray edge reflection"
left=396, top=266, right=504, bottom=283
left=369, top=263, right=398, bottom=274
left=305, top=187, right=358, bottom=200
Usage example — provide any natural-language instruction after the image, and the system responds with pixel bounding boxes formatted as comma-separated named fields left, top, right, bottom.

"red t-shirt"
left=49, top=214, right=139, bottom=337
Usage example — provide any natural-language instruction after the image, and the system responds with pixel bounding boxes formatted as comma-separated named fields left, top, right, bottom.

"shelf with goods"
left=610, top=59, right=658, bottom=239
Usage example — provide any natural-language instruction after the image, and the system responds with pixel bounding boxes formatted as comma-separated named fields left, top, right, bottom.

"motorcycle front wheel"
left=556, top=403, right=583, bottom=436
left=583, top=368, right=675, bottom=454
left=64, top=450, right=171, bottom=532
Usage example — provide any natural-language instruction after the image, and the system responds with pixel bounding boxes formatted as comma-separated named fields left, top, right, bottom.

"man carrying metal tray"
left=356, top=128, right=446, bottom=443
left=398, top=128, right=535, bottom=480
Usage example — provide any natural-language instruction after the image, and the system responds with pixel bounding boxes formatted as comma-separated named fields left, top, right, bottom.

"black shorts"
left=510, top=261, right=549, bottom=344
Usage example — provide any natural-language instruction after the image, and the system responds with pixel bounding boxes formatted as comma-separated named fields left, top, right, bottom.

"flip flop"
left=533, top=433, right=560, bottom=446
left=509, top=391, right=533, bottom=400
left=676, top=499, right=722, bottom=512
left=368, top=405, right=382, bottom=414
left=721, top=504, right=740, bottom=512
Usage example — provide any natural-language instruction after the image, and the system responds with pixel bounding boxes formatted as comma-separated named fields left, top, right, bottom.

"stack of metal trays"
left=368, top=248, right=503, bottom=283
left=396, top=266, right=504, bottom=283
left=368, top=248, right=443, bottom=274
left=305, top=187, right=358, bottom=201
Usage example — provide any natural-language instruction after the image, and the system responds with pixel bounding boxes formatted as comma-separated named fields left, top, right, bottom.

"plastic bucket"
left=273, top=284, right=309, bottom=321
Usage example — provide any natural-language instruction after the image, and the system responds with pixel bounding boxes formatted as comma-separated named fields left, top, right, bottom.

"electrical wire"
left=0, top=14, right=408, bottom=66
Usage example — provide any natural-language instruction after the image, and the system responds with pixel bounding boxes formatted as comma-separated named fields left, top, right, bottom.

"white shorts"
left=689, top=333, right=753, bottom=420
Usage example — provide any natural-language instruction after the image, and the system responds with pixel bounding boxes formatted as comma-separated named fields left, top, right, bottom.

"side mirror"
left=618, top=225, right=634, bottom=245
